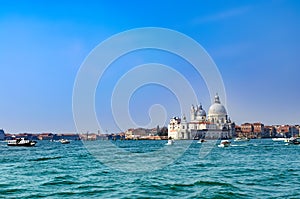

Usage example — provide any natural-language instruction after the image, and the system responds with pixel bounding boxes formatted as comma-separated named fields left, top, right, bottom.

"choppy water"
left=1, top=139, right=300, bottom=198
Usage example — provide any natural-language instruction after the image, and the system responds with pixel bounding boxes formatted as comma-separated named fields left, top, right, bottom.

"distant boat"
left=234, top=137, right=250, bottom=142
left=272, top=138, right=289, bottom=142
left=287, top=138, right=300, bottom=145
left=7, top=138, right=37, bottom=147
left=218, top=140, right=231, bottom=147
left=166, top=139, right=174, bottom=145
left=59, top=139, right=70, bottom=144
left=283, top=138, right=294, bottom=143
left=197, top=139, right=206, bottom=143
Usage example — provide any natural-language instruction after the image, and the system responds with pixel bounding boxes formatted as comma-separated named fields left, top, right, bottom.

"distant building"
left=168, top=94, right=235, bottom=140
left=296, top=125, right=300, bottom=137
left=0, top=129, right=5, bottom=140
left=253, top=122, right=264, bottom=138
left=79, top=133, right=98, bottom=140
left=132, top=128, right=148, bottom=139
left=241, top=123, right=253, bottom=134
left=59, top=134, right=80, bottom=140
left=240, top=122, right=265, bottom=138
left=38, top=133, right=54, bottom=140
left=38, top=133, right=80, bottom=140
left=107, top=133, right=125, bottom=140
left=273, top=125, right=299, bottom=138
left=235, top=125, right=242, bottom=137
left=240, top=123, right=252, bottom=138
left=253, top=123, right=264, bottom=133
left=264, top=126, right=276, bottom=138
left=125, top=129, right=134, bottom=140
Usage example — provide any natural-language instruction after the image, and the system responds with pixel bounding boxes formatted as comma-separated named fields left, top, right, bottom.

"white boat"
left=234, top=137, right=250, bottom=142
left=283, top=138, right=295, bottom=143
left=272, top=138, right=289, bottom=142
left=166, top=139, right=174, bottom=145
left=197, top=139, right=206, bottom=143
left=7, top=138, right=37, bottom=147
left=218, top=140, right=231, bottom=147
left=59, top=139, right=70, bottom=144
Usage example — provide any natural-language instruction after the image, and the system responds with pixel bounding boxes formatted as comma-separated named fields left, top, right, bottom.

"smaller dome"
left=199, top=104, right=206, bottom=116
left=195, top=104, right=206, bottom=120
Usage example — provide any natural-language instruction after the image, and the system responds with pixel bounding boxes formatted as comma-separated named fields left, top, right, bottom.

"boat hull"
left=7, top=141, right=36, bottom=147
left=218, top=140, right=231, bottom=147
left=59, top=139, right=70, bottom=144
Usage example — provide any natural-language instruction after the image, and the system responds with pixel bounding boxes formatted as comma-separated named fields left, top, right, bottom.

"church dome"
left=198, top=105, right=206, bottom=116
left=208, top=94, right=227, bottom=116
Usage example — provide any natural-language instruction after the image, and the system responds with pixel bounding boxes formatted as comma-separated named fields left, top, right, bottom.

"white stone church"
left=168, top=94, right=235, bottom=140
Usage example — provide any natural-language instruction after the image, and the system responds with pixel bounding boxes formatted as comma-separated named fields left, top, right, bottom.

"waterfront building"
left=59, top=134, right=80, bottom=140
left=296, top=125, right=300, bottom=137
left=132, top=128, right=148, bottom=139
left=235, top=125, right=243, bottom=137
left=79, top=133, right=98, bottom=140
left=263, top=126, right=276, bottom=138
left=253, top=122, right=264, bottom=138
left=37, top=133, right=80, bottom=140
left=241, top=123, right=254, bottom=138
left=241, top=123, right=253, bottom=133
left=38, top=133, right=54, bottom=140
left=168, top=94, right=235, bottom=140
left=240, top=122, right=265, bottom=138
left=125, top=129, right=134, bottom=140
left=253, top=123, right=264, bottom=133
left=0, top=129, right=5, bottom=140
left=274, top=125, right=299, bottom=138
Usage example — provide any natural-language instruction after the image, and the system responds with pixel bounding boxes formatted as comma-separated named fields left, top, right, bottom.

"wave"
left=193, top=180, right=236, bottom=188
left=29, top=156, right=62, bottom=162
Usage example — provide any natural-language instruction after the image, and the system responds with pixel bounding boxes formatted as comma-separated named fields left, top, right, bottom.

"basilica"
left=168, top=94, right=235, bottom=139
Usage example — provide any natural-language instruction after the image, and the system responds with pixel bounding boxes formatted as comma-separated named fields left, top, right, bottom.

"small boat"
left=59, top=139, right=70, bottom=144
left=166, top=139, right=174, bottom=145
left=197, top=139, right=206, bottom=143
left=287, top=138, right=300, bottom=145
left=218, top=140, right=231, bottom=147
left=272, top=138, right=288, bottom=142
left=284, top=138, right=294, bottom=143
left=7, top=138, right=37, bottom=147
left=234, top=137, right=250, bottom=142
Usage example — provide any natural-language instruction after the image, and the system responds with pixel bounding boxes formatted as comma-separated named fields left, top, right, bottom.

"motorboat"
left=284, top=138, right=294, bottom=143
left=287, top=138, right=300, bottom=145
left=59, top=139, right=70, bottom=144
left=7, top=138, right=37, bottom=147
left=272, top=138, right=288, bottom=142
left=218, top=140, right=231, bottom=147
left=234, top=137, right=250, bottom=142
left=166, top=139, right=174, bottom=145
left=197, top=139, right=206, bottom=143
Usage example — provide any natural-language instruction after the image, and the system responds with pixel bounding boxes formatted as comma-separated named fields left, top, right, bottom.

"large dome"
left=208, top=94, right=227, bottom=116
left=208, top=103, right=227, bottom=116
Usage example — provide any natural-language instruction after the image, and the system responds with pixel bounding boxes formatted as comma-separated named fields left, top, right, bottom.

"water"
left=1, top=139, right=300, bottom=198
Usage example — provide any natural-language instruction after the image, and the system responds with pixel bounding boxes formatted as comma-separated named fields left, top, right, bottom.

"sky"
left=0, top=0, right=300, bottom=133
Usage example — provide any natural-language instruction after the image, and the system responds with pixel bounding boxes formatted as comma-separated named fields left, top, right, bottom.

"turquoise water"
left=1, top=139, right=300, bottom=198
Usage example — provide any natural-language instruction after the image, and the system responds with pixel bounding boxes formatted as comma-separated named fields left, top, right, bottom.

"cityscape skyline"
left=1, top=1, right=300, bottom=133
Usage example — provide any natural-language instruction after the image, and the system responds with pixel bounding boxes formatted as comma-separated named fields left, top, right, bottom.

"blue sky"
left=1, top=1, right=300, bottom=133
